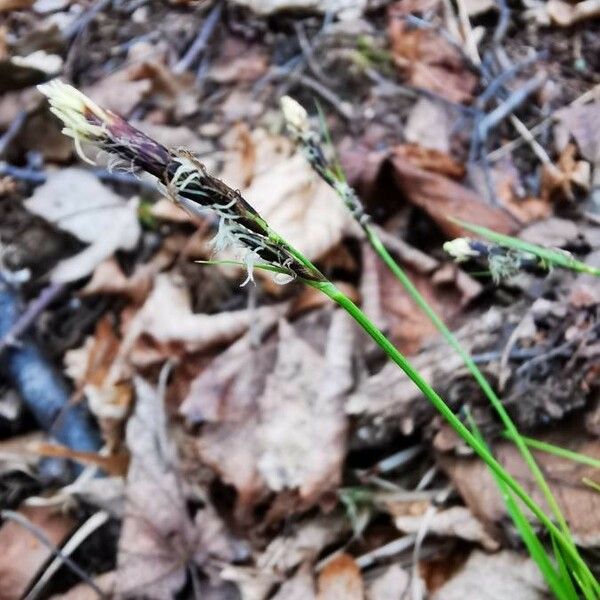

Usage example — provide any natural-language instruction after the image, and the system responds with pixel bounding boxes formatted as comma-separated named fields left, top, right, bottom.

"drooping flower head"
left=280, top=95, right=369, bottom=226
left=39, top=81, right=323, bottom=284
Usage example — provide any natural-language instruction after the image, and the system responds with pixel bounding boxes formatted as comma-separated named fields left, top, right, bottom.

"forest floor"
left=1, top=0, right=600, bottom=598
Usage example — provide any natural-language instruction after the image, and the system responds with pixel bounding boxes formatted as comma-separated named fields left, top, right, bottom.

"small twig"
left=455, top=0, right=481, bottom=66
left=475, top=73, right=546, bottom=143
left=354, top=534, right=417, bottom=569
left=476, top=53, right=545, bottom=108
left=508, top=114, right=553, bottom=165
left=0, top=282, right=65, bottom=354
left=65, top=0, right=111, bottom=40
left=0, top=162, right=157, bottom=192
left=493, top=0, right=511, bottom=44
left=0, top=111, right=28, bottom=159
left=288, top=72, right=355, bottom=121
left=0, top=510, right=106, bottom=599
left=173, top=2, right=222, bottom=75
left=24, top=511, right=110, bottom=600
left=488, top=82, right=600, bottom=162
left=294, top=21, right=327, bottom=82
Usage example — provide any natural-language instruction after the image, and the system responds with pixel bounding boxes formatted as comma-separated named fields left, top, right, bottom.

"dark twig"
left=64, top=0, right=111, bottom=40
left=0, top=278, right=101, bottom=463
left=475, top=73, right=546, bottom=143
left=0, top=282, right=65, bottom=354
left=0, top=111, right=28, bottom=159
left=0, top=510, right=106, bottom=599
left=493, top=0, right=511, bottom=45
left=0, top=162, right=157, bottom=192
left=173, top=2, right=222, bottom=75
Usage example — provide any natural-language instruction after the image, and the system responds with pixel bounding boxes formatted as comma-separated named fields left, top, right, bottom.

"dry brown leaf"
left=15, top=111, right=74, bottom=162
left=84, top=70, right=151, bottom=116
left=395, top=144, right=465, bottom=178
left=431, top=550, right=546, bottom=600
left=208, top=40, right=269, bottom=83
left=24, top=169, right=141, bottom=282
left=272, top=564, right=316, bottom=600
left=116, top=377, right=191, bottom=599
left=185, top=312, right=352, bottom=520
left=394, top=506, right=499, bottom=551
left=439, top=435, right=600, bottom=547
left=257, top=317, right=350, bottom=500
left=547, top=0, right=600, bottom=26
left=80, top=258, right=154, bottom=304
left=122, top=272, right=287, bottom=354
left=258, top=514, right=347, bottom=576
left=365, top=565, right=409, bottom=600
left=541, top=144, right=590, bottom=202
left=0, top=0, right=32, bottom=10
left=367, top=251, right=478, bottom=355
left=317, top=554, right=364, bottom=600
left=391, top=146, right=517, bottom=238
left=388, top=13, right=477, bottom=103
left=469, top=159, right=551, bottom=223
left=518, top=216, right=580, bottom=247
left=221, top=127, right=357, bottom=261
left=555, top=101, right=600, bottom=163
left=64, top=315, right=132, bottom=453
left=117, top=378, right=239, bottom=598
left=405, top=98, right=454, bottom=153
left=49, top=572, right=117, bottom=600
left=0, top=506, right=75, bottom=600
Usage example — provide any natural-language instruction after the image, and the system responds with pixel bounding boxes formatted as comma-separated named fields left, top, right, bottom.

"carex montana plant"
left=280, top=95, right=599, bottom=599
left=40, top=81, right=598, bottom=599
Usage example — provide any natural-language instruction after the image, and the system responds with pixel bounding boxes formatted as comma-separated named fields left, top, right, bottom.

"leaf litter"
left=3, top=0, right=600, bottom=597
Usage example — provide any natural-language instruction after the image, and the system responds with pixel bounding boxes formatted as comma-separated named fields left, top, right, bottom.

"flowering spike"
left=39, top=80, right=324, bottom=284
left=280, top=95, right=370, bottom=226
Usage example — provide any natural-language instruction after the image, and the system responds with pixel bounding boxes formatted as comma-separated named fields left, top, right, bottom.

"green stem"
left=506, top=433, right=600, bottom=470
left=365, top=224, right=573, bottom=540
left=313, top=278, right=596, bottom=588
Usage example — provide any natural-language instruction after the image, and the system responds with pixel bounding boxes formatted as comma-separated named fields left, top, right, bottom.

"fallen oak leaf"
left=184, top=310, right=353, bottom=521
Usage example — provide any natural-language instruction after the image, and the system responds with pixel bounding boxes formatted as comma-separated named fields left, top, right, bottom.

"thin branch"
left=0, top=510, right=106, bottom=598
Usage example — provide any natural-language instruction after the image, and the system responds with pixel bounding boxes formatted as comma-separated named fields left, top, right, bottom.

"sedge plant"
left=445, top=218, right=600, bottom=279
left=39, top=81, right=598, bottom=598
left=279, top=95, right=597, bottom=598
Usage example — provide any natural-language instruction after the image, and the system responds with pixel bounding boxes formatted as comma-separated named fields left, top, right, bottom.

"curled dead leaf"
left=388, top=10, right=477, bottom=103
left=391, top=146, right=517, bottom=238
